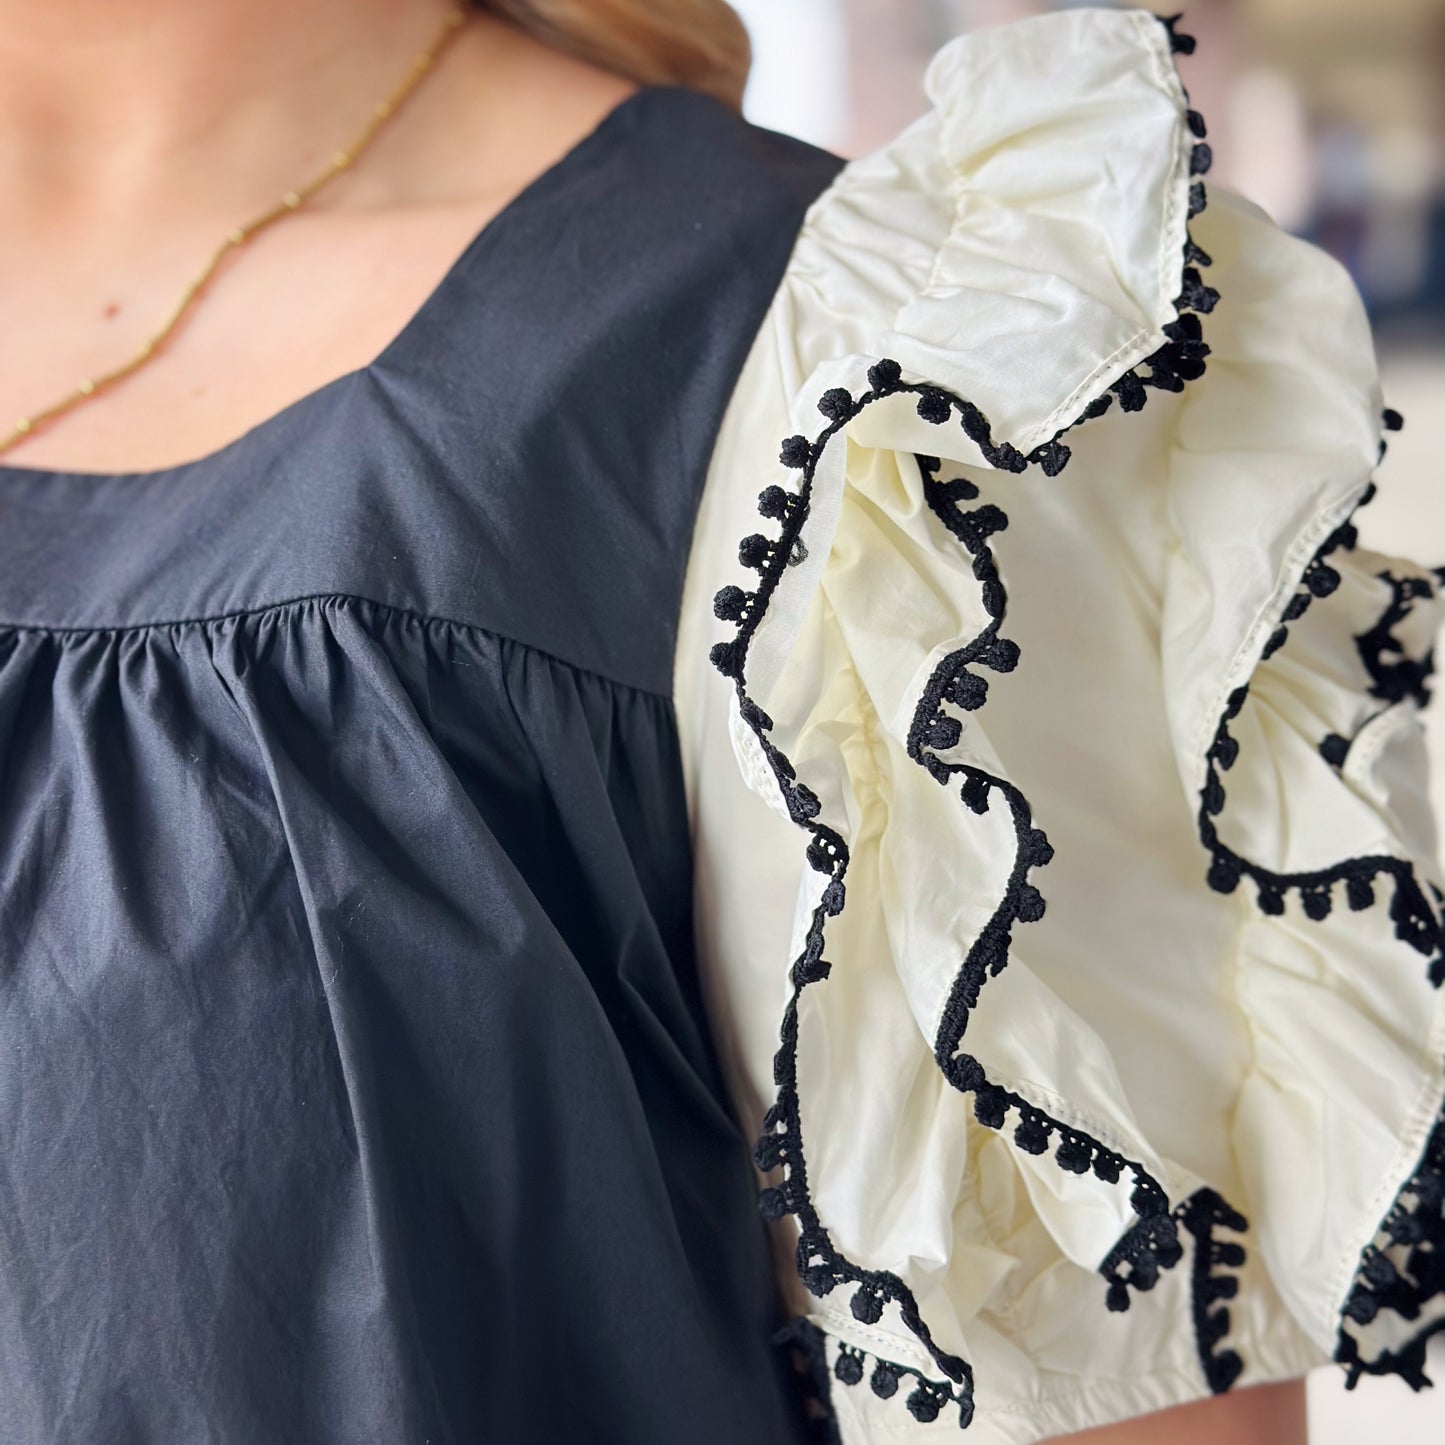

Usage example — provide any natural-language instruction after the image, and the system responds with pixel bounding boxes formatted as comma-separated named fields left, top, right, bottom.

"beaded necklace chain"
left=2, top=7, right=468, bottom=458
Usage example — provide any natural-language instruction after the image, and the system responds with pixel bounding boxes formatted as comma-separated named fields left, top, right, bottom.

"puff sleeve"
left=673, top=7, right=1445, bottom=1440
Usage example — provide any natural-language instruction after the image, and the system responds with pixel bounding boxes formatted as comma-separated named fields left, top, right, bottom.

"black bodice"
left=0, top=87, right=843, bottom=1444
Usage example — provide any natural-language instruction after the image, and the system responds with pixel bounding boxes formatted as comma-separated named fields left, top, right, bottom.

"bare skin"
left=1050, top=1380, right=1307, bottom=1444
left=0, top=0, right=637, bottom=471
left=0, top=2, right=1310, bottom=1439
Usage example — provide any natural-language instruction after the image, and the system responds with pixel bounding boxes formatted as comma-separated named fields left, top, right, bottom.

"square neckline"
left=0, top=83, right=675, bottom=488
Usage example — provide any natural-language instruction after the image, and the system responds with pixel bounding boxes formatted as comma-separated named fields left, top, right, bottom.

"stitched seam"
left=878, top=9, right=1193, bottom=460
left=1328, top=1062, right=1445, bottom=1326
left=0, top=591, right=671, bottom=699
left=1187, top=487, right=1370, bottom=773
left=1020, top=8, right=1191, bottom=452
left=1344, top=700, right=1420, bottom=781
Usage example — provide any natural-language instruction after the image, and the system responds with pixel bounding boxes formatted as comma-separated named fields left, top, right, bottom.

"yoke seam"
left=0, top=589, right=672, bottom=700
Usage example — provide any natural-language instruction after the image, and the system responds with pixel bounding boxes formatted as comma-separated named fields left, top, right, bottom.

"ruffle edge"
left=709, top=11, right=1230, bottom=1429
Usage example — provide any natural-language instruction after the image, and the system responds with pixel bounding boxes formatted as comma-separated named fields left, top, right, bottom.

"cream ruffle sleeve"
left=673, top=7, right=1445, bottom=1441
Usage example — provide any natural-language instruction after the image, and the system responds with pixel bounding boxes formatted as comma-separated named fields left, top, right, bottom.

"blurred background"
left=727, top=0, right=1445, bottom=1439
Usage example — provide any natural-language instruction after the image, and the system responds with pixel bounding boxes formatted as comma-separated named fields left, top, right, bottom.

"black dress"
left=0, top=87, right=842, bottom=1443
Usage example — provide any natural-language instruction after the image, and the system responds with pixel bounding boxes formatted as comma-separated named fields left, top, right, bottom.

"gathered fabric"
left=0, top=87, right=847, bottom=1444
left=675, top=7, right=1445, bottom=1439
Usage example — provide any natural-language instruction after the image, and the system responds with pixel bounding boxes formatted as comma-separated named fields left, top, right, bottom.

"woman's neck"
left=0, top=0, right=460, bottom=233
left=0, top=0, right=640, bottom=473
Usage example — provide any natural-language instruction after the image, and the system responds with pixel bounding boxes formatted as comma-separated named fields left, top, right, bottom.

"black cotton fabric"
left=0, top=89, right=845, bottom=1444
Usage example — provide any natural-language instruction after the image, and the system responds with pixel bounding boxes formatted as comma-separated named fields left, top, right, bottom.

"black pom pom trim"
left=1194, top=405, right=1445, bottom=1391
left=713, top=10, right=1239, bottom=1424
left=1098, top=1188, right=1249, bottom=1392
left=1160, top=12, right=1198, bottom=55
left=1336, top=1113, right=1445, bottom=1391
left=1198, top=467, right=1445, bottom=987
left=1179, top=1189, right=1249, bottom=1393
left=1355, top=567, right=1443, bottom=712
left=826, top=1340, right=976, bottom=1429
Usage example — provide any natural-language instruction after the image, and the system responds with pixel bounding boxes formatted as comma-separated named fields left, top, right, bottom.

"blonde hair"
left=478, top=0, right=751, bottom=110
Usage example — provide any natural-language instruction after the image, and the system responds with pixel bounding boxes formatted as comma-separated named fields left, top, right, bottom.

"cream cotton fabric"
left=673, top=6, right=1445, bottom=1441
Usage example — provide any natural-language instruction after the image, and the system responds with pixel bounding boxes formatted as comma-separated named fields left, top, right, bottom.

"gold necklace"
left=2, top=6, right=469, bottom=459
